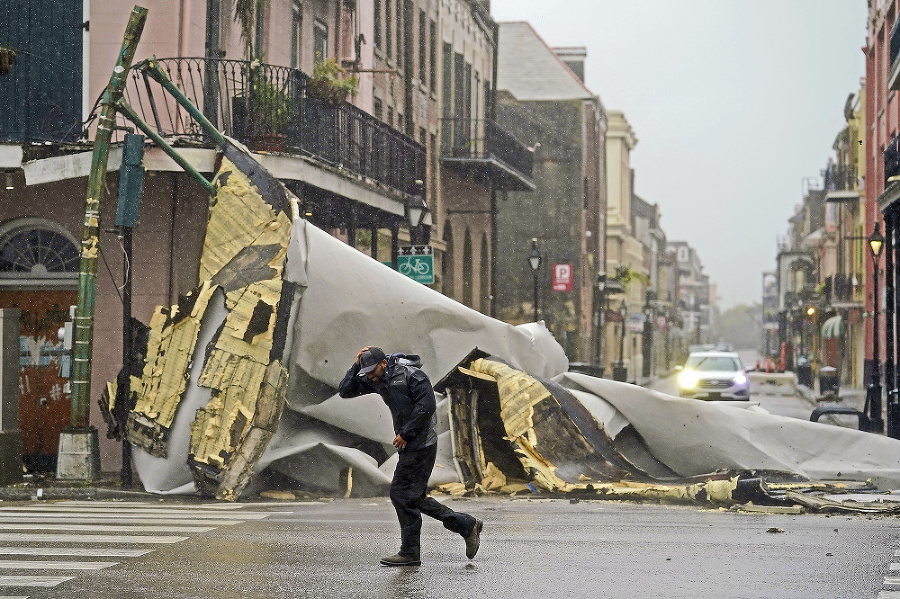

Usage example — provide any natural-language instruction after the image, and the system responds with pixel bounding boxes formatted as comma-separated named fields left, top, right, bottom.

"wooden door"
left=0, top=290, right=75, bottom=471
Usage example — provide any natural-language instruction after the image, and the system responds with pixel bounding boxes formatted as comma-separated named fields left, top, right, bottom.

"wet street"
left=0, top=496, right=897, bottom=599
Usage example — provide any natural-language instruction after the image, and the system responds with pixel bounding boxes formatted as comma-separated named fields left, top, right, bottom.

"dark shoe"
left=380, top=553, right=421, bottom=567
left=464, top=519, right=483, bottom=559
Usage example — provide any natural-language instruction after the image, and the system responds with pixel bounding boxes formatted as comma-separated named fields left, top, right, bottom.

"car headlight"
left=679, top=370, right=699, bottom=389
left=732, top=373, right=747, bottom=386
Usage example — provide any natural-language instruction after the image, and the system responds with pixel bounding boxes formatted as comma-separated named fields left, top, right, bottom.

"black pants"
left=390, top=443, right=475, bottom=558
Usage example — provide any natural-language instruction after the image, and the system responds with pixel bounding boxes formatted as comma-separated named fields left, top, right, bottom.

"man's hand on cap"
left=356, top=346, right=372, bottom=365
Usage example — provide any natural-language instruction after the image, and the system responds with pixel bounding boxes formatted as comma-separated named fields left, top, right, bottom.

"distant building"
left=493, top=22, right=606, bottom=362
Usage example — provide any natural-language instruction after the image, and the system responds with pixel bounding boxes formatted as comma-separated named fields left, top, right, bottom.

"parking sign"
left=553, top=263, right=572, bottom=291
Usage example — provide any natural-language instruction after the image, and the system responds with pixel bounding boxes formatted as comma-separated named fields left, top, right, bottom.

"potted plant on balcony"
left=248, top=75, right=294, bottom=152
left=306, top=58, right=359, bottom=107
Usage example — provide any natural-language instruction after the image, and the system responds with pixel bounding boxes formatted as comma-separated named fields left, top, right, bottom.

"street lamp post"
left=595, top=273, right=607, bottom=376
left=405, top=182, right=427, bottom=244
left=642, top=291, right=654, bottom=378
left=527, top=238, right=542, bottom=322
left=694, top=296, right=702, bottom=345
left=869, top=222, right=885, bottom=433
left=613, top=299, right=628, bottom=382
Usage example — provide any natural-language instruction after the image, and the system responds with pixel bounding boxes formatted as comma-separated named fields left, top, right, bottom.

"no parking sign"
left=552, top=263, right=572, bottom=291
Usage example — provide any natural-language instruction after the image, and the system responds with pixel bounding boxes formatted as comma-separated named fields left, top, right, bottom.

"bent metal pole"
left=71, top=6, right=148, bottom=429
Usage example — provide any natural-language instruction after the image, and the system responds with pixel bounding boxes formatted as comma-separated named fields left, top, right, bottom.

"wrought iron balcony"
left=440, top=118, right=535, bottom=191
left=124, top=57, right=424, bottom=197
left=885, top=133, right=900, bottom=187
left=890, top=17, right=900, bottom=91
left=823, top=164, right=857, bottom=192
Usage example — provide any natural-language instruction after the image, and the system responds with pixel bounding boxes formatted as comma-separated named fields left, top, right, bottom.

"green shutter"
left=0, top=0, right=84, bottom=142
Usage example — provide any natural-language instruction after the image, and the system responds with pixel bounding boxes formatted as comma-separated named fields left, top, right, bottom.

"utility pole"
left=57, top=6, right=148, bottom=481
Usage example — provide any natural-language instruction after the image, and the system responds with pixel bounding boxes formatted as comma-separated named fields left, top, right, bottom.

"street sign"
left=398, top=245, right=434, bottom=284
left=625, top=318, right=645, bottom=333
left=552, top=263, right=572, bottom=291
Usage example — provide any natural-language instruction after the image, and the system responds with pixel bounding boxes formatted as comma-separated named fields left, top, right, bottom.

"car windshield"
left=684, top=356, right=741, bottom=372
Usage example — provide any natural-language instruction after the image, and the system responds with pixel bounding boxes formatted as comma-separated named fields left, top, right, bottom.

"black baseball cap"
left=358, top=347, right=386, bottom=376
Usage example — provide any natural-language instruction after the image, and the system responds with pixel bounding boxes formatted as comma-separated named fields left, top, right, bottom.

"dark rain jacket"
left=338, top=353, right=438, bottom=452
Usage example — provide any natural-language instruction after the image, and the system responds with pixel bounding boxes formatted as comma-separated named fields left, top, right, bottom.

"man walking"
left=339, top=346, right=483, bottom=566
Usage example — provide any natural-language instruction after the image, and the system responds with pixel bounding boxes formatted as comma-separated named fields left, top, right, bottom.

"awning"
left=822, top=315, right=845, bottom=339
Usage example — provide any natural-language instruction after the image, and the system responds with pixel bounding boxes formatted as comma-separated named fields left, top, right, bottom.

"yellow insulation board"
left=199, top=158, right=292, bottom=284
left=131, top=281, right=216, bottom=429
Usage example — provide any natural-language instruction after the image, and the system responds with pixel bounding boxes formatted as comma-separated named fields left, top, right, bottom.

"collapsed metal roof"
left=102, top=135, right=900, bottom=514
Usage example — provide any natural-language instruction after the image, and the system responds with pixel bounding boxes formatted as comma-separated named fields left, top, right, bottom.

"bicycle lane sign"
left=397, top=254, right=434, bottom=284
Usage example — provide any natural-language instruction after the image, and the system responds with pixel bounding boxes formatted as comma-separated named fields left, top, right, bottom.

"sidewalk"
left=0, top=470, right=159, bottom=502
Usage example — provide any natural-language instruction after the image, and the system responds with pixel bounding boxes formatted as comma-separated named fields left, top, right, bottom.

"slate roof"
left=497, top=21, right=595, bottom=101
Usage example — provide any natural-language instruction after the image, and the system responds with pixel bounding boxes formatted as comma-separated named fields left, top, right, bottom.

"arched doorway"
left=480, top=234, right=490, bottom=314
left=0, top=218, right=79, bottom=471
left=442, top=222, right=454, bottom=299
left=463, top=228, right=473, bottom=307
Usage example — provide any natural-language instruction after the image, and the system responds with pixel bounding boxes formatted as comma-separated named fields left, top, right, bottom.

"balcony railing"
left=890, top=17, right=900, bottom=91
left=823, top=164, right=857, bottom=192
left=885, top=134, right=900, bottom=186
left=440, top=118, right=535, bottom=191
left=124, top=57, right=424, bottom=196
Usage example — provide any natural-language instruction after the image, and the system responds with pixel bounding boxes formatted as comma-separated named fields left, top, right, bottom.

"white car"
left=676, top=351, right=750, bottom=401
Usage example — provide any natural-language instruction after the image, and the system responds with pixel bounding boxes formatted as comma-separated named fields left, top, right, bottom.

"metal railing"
left=440, top=117, right=533, bottom=179
left=124, top=57, right=424, bottom=196
left=823, top=164, right=857, bottom=192
left=885, top=133, right=900, bottom=186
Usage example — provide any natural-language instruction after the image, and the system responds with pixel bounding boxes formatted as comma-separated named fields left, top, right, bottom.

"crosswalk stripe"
left=0, top=533, right=187, bottom=544
left=0, top=547, right=150, bottom=558
left=0, top=561, right=117, bottom=570
left=0, top=575, right=73, bottom=587
left=0, top=516, right=241, bottom=526
left=879, top=591, right=900, bottom=598
left=52, top=501, right=247, bottom=510
left=0, top=501, right=280, bottom=596
left=0, top=524, right=216, bottom=534
left=0, top=507, right=276, bottom=519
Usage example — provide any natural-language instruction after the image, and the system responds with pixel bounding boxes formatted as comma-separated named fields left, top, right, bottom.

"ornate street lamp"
left=527, top=238, right=541, bottom=322
left=642, top=291, right=655, bottom=378
left=869, top=222, right=885, bottom=433
left=406, top=180, right=427, bottom=228
left=595, top=273, right=607, bottom=375
left=614, top=299, right=628, bottom=382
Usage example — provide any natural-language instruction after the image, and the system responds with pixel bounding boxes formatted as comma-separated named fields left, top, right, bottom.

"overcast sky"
left=490, top=0, right=867, bottom=311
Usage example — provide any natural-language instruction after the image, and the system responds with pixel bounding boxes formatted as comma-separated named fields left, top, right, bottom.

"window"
left=418, top=10, right=426, bottom=83
left=374, top=0, right=382, bottom=49
left=429, top=20, right=437, bottom=93
left=374, top=97, right=383, bottom=121
left=442, top=42, right=452, bottom=117
left=313, top=20, right=328, bottom=62
left=430, top=133, right=437, bottom=195
left=291, top=3, right=303, bottom=69
left=396, top=0, right=404, bottom=70
left=386, top=0, right=392, bottom=58
left=0, top=219, right=79, bottom=282
left=463, top=61, right=472, bottom=120
left=387, top=106, right=394, bottom=129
